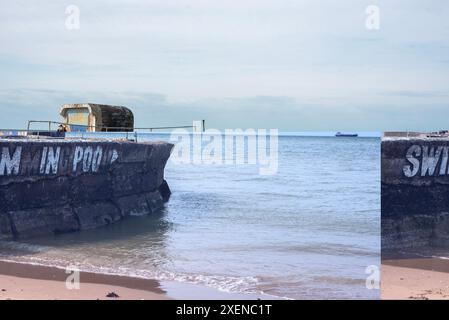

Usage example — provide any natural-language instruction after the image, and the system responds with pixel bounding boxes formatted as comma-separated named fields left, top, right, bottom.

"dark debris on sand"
left=106, top=292, right=120, bottom=298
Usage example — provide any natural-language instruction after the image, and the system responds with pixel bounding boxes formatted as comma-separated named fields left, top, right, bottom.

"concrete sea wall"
left=0, top=139, right=173, bottom=238
left=382, top=137, right=449, bottom=250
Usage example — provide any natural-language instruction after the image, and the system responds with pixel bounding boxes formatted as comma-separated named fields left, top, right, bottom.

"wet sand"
left=0, top=260, right=169, bottom=300
left=382, top=258, right=449, bottom=300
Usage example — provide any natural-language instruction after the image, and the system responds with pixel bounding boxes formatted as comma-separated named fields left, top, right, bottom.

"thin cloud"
left=0, top=1, right=448, bottom=130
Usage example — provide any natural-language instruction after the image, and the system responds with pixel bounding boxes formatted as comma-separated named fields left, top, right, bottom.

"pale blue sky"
left=0, top=1, right=448, bottom=131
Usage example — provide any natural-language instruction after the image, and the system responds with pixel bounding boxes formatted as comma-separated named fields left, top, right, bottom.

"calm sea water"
left=0, top=134, right=380, bottom=299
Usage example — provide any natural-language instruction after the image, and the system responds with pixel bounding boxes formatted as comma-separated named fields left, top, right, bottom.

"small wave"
left=257, top=192, right=301, bottom=199
left=394, top=249, right=449, bottom=260
left=0, top=255, right=287, bottom=299
left=215, top=243, right=378, bottom=258
left=0, top=240, right=50, bottom=254
left=433, top=256, right=449, bottom=260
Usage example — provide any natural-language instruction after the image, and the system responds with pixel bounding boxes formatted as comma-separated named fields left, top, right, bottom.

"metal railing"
left=26, top=120, right=201, bottom=132
left=0, top=120, right=205, bottom=142
left=0, top=128, right=65, bottom=140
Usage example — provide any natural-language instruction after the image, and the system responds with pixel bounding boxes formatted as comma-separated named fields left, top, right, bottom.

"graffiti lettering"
left=403, top=145, right=449, bottom=177
left=0, top=146, right=22, bottom=176
left=73, top=146, right=84, bottom=172
left=0, top=145, right=118, bottom=177
left=82, top=146, right=93, bottom=172
left=45, top=147, right=61, bottom=175
left=92, top=147, right=103, bottom=172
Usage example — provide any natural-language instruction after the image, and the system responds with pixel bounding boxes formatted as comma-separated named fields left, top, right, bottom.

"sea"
left=0, top=133, right=380, bottom=299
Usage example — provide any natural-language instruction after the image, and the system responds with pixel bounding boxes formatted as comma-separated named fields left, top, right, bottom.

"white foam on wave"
left=0, top=255, right=287, bottom=299
left=432, top=256, right=449, bottom=260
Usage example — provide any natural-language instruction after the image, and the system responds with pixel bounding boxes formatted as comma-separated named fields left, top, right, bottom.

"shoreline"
left=382, top=258, right=449, bottom=300
left=0, top=260, right=170, bottom=300
left=0, top=259, right=275, bottom=300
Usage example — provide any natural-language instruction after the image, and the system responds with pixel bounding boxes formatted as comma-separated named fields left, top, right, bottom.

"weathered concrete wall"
left=382, top=137, right=449, bottom=250
left=0, top=139, right=173, bottom=238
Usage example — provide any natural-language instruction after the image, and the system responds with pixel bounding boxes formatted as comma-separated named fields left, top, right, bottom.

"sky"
left=0, top=0, right=448, bottom=131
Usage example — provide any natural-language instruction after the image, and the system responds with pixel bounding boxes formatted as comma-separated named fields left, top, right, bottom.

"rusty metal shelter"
left=60, top=103, right=134, bottom=132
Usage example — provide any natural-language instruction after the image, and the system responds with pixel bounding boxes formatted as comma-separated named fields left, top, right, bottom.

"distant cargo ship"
left=335, top=132, right=358, bottom=137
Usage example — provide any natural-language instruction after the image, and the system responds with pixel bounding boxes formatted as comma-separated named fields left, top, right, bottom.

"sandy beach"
left=382, top=258, right=449, bottom=300
left=0, top=260, right=169, bottom=300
